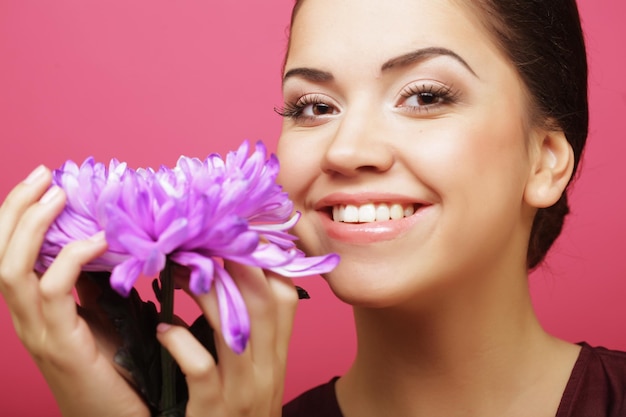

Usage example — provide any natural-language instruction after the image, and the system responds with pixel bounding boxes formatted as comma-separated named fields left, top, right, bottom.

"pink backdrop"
left=0, top=1, right=624, bottom=415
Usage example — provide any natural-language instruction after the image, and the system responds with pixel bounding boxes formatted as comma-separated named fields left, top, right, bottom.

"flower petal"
left=110, top=258, right=144, bottom=296
left=214, top=264, right=250, bottom=354
left=170, top=251, right=215, bottom=294
left=267, top=252, right=341, bottom=277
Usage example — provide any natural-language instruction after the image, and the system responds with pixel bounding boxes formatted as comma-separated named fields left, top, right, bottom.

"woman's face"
left=277, top=0, right=540, bottom=308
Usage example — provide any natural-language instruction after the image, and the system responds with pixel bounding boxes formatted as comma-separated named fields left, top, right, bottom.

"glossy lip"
left=314, top=192, right=433, bottom=244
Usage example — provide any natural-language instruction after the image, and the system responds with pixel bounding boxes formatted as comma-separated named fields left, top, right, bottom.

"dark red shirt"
left=283, top=343, right=626, bottom=417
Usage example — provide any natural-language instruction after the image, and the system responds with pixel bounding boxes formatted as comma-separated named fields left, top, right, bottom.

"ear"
left=524, top=128, right=575, bottom=208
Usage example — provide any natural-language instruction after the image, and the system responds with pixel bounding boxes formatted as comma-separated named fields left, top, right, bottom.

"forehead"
left=287, top=0, right=500, bottom=73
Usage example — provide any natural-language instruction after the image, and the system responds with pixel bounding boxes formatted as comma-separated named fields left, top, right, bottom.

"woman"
left=0, top=0, right=624, bottom=416
left=279, top=0, right=625, bottom=415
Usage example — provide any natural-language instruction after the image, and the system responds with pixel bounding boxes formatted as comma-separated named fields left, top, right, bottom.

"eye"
left=397, top=83, right=458, bottom=113
left=404, top=91, right=440, bottom=107
left=274, top=94, right=339, bottom=125
left=303, top=102, right=336, bottom=116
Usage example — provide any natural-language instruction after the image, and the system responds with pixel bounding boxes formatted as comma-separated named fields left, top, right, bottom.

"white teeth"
left=358, top=203, right=376, bottom=222
left=343, top=205, right=359, bottom=223
left=333, top=206, right=341, bottom=222
left=375, top=204, right=390, bottom=221
left=389, top=204, right=404, bottom=220
left=332, top=203, right=417, bottom=223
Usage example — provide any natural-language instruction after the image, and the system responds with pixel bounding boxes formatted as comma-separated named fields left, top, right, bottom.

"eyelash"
left=274, top=94, right=334, bottom=122
left=275, top=83, right=459, bottom=122
left=397, top=83, right=459, bottom=112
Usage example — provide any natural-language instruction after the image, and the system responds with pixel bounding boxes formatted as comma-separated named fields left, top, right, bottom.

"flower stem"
left=159, top=258, right=176, bottom=414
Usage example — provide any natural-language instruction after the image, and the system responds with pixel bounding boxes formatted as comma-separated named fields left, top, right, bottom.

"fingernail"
left=88, top=230, right=106, bottom=243
left=157, top=323, right=171, bottom=333
left=38, top=186, right=62, bottom=204
left=23, top=165, right=46, bottom=184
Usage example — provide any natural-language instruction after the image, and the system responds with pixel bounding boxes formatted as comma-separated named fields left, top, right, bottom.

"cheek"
left=276, top=137, right=315, bottom=208
left=407, top=116, right=530, bottom=196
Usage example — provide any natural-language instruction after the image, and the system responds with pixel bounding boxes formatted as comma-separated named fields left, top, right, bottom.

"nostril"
left=321, top=132, right=395, bottom=176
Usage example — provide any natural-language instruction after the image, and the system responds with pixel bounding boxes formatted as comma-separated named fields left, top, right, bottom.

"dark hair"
left=287, top=0, right=589, bottom=269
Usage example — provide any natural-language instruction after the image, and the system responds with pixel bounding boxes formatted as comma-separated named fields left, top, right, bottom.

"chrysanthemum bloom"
left=37, top=157, right=132, bottom=271
left=37, top=141, right=339, bottom=353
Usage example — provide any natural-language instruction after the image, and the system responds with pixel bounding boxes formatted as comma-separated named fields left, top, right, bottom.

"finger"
left=39, top=232, right=108, bottom=336
left=265, top=271, right=298, bottom=363
left=0, top=184, right=65, bottom=285
left=224, top=261, right=277, bottom=365
left=192, top=279, right=255, bottom=381
left=0, top=185, right=66, bottom=329
left=156, top=324, right=227, bottom=413
left=0, top=165, right=51, bottom=258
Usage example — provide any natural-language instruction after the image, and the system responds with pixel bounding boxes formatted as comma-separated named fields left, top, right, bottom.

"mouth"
left=329, top=202, right=421, bottom=223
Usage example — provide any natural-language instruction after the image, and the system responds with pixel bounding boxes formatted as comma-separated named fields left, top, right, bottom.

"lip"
left=314, top=192, right=433, bottom=244
left=314, top=192, right=427, bottom=209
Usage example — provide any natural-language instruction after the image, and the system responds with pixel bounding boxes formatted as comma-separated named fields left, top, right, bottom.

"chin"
left=321, top=264, right=412, bottom=309
left=321, top=255, right=468, bottom=311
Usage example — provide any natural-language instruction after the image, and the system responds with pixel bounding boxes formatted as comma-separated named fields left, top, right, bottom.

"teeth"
left=390, top=204, right=404, bottom=220
left=332, top=203, right=417, bottom=223
left=375, top=204, right=390, bottom=221
left=358, top=203, right=376, bottom=222
left=344, top=205, right=359, bottom=222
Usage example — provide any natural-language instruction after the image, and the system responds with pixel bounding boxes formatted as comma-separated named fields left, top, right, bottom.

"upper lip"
left=314, top=192, right=431, bottom=211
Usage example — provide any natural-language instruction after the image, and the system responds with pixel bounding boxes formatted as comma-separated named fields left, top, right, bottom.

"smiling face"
left=276, top=0, right=546, bottom=308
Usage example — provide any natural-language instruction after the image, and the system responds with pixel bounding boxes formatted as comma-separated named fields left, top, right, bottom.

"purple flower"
left=37, top=140, right=339, bottom=353
left=37, top=158, right=132, bottom=271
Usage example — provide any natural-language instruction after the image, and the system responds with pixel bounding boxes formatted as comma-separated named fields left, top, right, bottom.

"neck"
left=337, top=268, right=579, bottom=417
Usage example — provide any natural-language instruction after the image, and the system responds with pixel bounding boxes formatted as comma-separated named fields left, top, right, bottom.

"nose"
left=321, top=109, right=395, bottom=177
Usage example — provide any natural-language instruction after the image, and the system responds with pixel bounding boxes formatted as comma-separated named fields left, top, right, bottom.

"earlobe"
left=524, top=129, right=575, bottom=208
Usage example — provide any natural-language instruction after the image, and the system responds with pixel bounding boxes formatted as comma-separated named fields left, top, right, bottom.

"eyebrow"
left=282, top=67, right=334, bottom=85
left=283, top=46, right=478, bottom=85
left=381, top=47, right=478, bottom=78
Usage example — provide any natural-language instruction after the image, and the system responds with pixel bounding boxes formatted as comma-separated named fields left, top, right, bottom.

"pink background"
left=0, top=1, right=624, bottom=415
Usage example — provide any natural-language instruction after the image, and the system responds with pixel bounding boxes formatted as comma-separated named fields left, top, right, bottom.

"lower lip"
left=318, top=206, right=431, bottom=244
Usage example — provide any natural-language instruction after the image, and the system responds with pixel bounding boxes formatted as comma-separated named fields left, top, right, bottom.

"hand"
left=157, top=261, right=298, bottom=417
left=0, top=166, right=150, bottom=417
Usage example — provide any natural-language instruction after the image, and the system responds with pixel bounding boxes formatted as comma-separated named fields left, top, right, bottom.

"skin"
left=277, top=0, right=580, bottom=415
left=0, top=166, right=297, bottom=416
left=0, top=0, right=584, bottom=416
left=0, top=169, right=149, bottom=417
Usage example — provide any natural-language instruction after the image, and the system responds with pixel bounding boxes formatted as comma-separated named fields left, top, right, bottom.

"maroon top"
left=283, top=343, right=626, bottom=417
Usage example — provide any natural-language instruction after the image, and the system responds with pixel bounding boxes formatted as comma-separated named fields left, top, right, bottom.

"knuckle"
left=270, top=277, right=299, bottom=303
left=26, top=331, right=84, bottom=370
left=255, top=376, right=275, bottom=398
left=56, top=240, right=82, bottom=258
left=11, top=321, right=28, bottom=345
left=0, top=262, right=20, bottom=288
left=0, top=263, right=10, bottom=283
left=186, top=358, right=214, bottom=380
left=285, top=286, right=300, bottom=304
left=235, top=404, right=255, bottom=416
left=277, top=285, right=299, bottom=308
left=38, top=279, right=59, bottom=301
left=44, top=350, right=77, bottom=370
left=0, top=188, right=23, bottom=212
left=187, top=403, right=226, bottom=417
left=19, top=333, right=48, bottom=362
left=17, top=206, right=51, bottom=234
left=231, top=394, right=256, bottom=416
left=55, top=240, right=91, bottom=266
